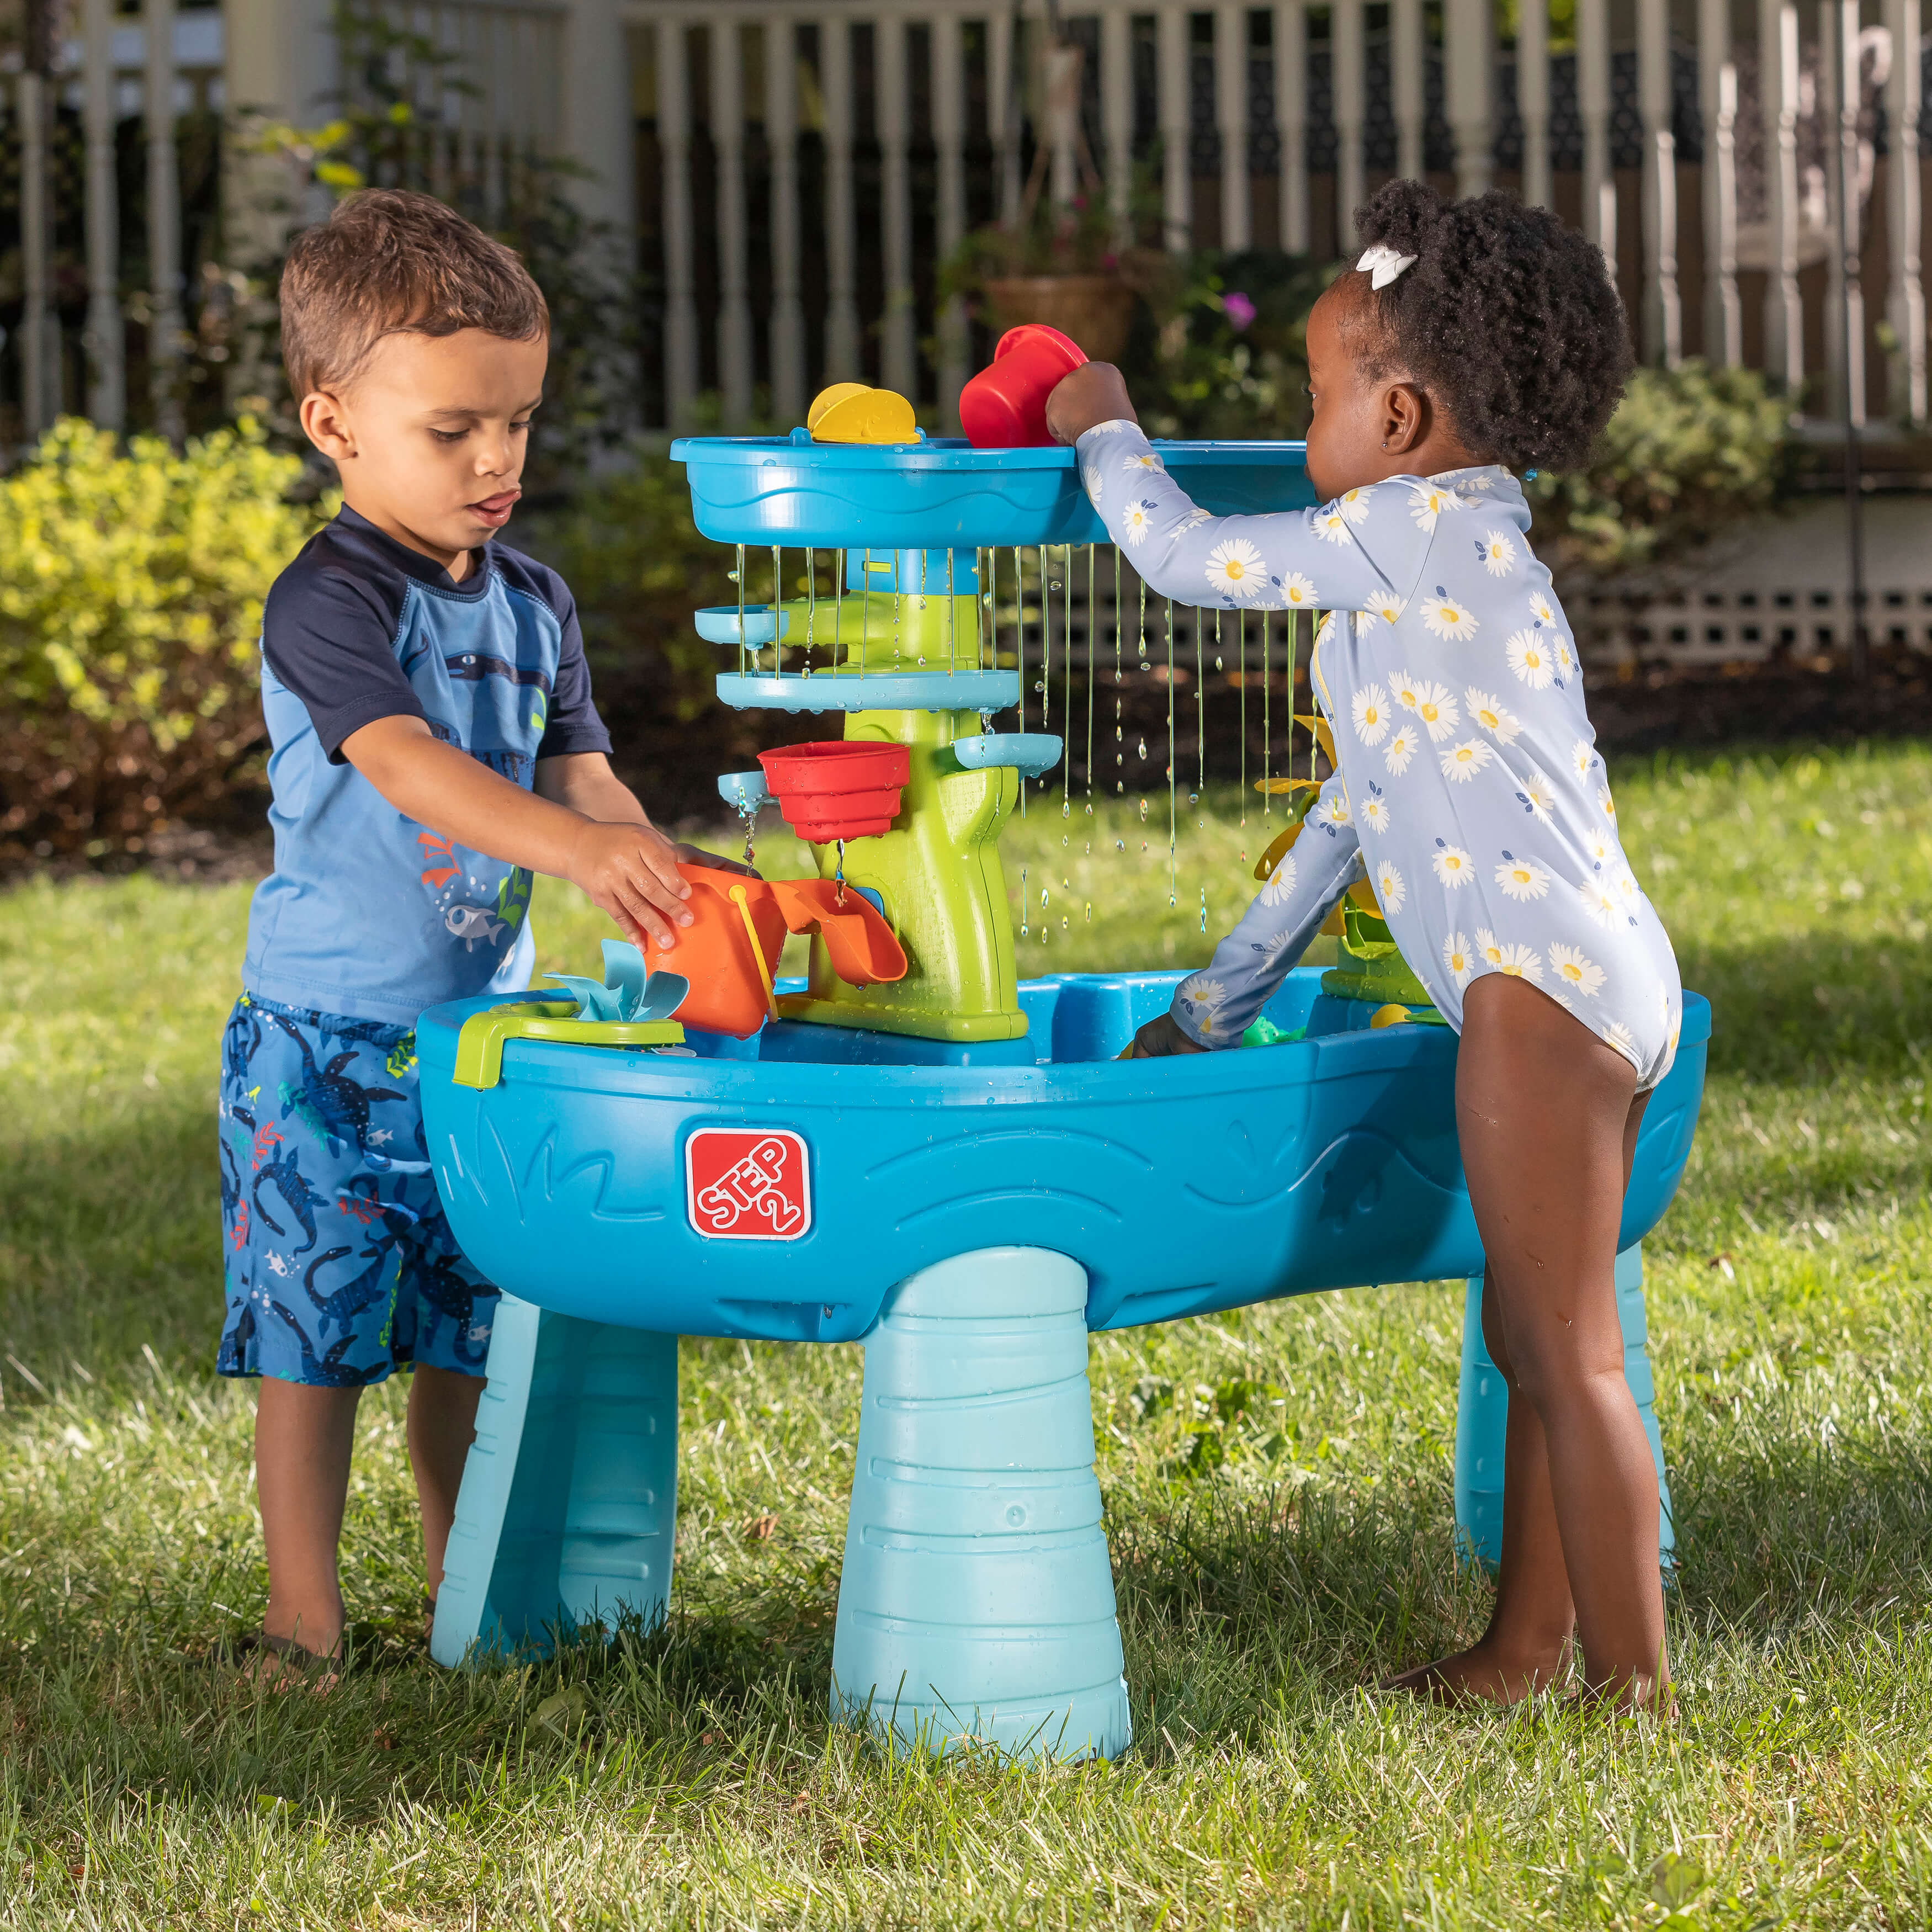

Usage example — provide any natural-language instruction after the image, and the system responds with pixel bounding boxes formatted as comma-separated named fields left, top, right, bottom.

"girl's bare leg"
left=1386, top=975, right=1666, bottom=1707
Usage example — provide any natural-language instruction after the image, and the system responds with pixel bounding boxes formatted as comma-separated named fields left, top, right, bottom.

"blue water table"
left=419, top=423, right=1708, bottom=1760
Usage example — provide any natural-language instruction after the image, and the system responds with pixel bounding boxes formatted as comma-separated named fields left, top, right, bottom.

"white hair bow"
left=1357, top=245, right=1418, bottom=289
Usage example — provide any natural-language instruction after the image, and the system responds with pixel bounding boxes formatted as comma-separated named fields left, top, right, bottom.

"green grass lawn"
left=6, top=742, right=1932, bottom=1927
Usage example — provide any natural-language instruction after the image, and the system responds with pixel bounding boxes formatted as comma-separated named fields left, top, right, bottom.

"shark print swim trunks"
left=216, top=992, right=498, bottom=1386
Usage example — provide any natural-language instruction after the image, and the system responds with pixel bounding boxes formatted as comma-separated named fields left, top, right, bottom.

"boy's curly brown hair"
left=279, top=187, right=548, bottom=399
left=1345, top=179, right=1634, bottom=473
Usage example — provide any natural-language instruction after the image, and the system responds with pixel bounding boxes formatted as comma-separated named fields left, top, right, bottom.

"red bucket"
left=958, top=324, right=1088, bottom=448
left=757, top=740, right=910, bottom=843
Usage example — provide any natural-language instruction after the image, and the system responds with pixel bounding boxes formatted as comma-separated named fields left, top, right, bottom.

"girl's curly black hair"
left=1345, top=179, right=1634, bottom=473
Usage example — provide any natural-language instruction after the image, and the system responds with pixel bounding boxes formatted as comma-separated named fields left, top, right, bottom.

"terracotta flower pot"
left=982, top=275, right=1137, bottom=365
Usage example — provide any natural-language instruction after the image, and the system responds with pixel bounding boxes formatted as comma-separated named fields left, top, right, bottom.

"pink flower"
left=1223, top=291, right=1256, bottom=331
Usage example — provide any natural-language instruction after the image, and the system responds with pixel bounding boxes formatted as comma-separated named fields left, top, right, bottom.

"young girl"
left=1049, top=180, right=1680, bottom=1710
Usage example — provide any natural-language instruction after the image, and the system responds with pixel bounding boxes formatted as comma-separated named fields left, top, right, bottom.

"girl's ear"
left=1379, top=381, right=1428, bottom=456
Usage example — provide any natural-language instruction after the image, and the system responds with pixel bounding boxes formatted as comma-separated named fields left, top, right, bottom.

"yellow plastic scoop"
left=808, top=384, right=917, bottom=444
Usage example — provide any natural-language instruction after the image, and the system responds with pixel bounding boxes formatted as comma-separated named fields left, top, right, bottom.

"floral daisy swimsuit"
left=1080, top=420, right=1683, bottom=1088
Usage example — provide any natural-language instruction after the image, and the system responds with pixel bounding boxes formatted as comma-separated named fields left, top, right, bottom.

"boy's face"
left=300, top=328, right=549, bottom=571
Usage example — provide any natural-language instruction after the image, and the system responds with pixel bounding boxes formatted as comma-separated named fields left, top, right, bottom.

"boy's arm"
left=344, top=716, right=697, bottom=948
left=535, top=751, right=753, bottom=876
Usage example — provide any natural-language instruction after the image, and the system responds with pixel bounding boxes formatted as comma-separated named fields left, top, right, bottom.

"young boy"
left=220, top=187, right=714, bottom=1670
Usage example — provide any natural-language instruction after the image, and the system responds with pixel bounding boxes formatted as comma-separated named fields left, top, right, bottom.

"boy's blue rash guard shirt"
left=243, top=505, right=613, bottom=1026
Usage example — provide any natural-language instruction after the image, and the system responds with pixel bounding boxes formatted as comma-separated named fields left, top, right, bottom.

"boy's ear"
left=300, top=389, right=357, bottom=462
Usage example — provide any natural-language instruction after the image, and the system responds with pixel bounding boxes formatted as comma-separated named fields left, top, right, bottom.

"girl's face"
left=1302, top=282, right=1478, bottom=500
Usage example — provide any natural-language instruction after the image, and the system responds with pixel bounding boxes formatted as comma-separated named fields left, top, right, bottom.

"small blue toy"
left=418, top=417, right=1707, bottom=1759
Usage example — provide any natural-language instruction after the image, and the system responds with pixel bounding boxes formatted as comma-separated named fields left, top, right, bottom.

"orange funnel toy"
left=644, top=864, right=908, bottom=1038
left=958, top=324, right=1087, bottom=448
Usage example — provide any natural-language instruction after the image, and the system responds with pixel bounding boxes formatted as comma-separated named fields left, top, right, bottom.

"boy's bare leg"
left=1388, top=976, right=1666, bottom=1707
left=407, top=1363, right=485, bottom=1604
left=256, top=1377, right=362, bottom=1659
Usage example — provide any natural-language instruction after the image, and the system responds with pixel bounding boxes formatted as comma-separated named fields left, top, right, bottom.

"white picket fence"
left=4, top=0, right=1928, bottom=444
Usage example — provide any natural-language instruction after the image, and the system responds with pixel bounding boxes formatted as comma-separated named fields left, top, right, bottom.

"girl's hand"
left=1122, top=1013, right=1208, bottom=1059
left=1046, top=364, right=1138, bottom=445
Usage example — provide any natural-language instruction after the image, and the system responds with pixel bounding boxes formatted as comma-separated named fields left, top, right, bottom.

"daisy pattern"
left=1443, top=932, right=1475, bottom=985
left=1276, top=571, right=1318, bottom=609
left=1420, top=590, right=1480, bottom=640
left=1614, top=869, right=1640, bottom=903
left=1179, top=507, right=1214, bottom=530
left=1260, top=850, right=1299, bottom=906
left=1358, top=784, right=1393, bottom=835
left=1505, top=628, right=1554, bottom=688
left=1124, top=449, right=1165, bottom=474
left=1335, top=486, right=1375, bottom=522
left=1579, top=879, right=1622, bottom=928
left=1572, top=737, right=1595, bottom=781
left=1352, top=682, right=1392, bottom=746
left=1318, top=790, right=1353, bottom=832
left=1475, top=927, right=1506, bottom=968
left=1585, top=830, right=1616, bottom=870
left=1463, top=687, right=1523, bottom=744
left=1083, top=464, right=1104, bottom=505
left=1440, top=737, right=1494, bottom=783
left=1548, top=943, right=1605, bottom=997
left=1384, top=724, right=1420, bottom=776
left=1414, top=681, right=1460, bottom=742
left=1375, top=859, right=1406, bottom=914
left=1603, top=1020, right=1641, bottom=1066
left=1179, top=974, right=1229, bottom=1035
left=1206, top=539, right=1266, bottom=602
left=1367, top=590, right=1408, bottom=624
left=1597, top=786, right=1617, bottom=821
left=1554, top=635, right=1575, bottom=681
left=1494, top=942, right=1545, bottom=983
left=1432, top=841, right=1475, bottom=888
left=1409, top=483, right=1460, bottom=530
left=1259, top=926, right=1299, bottom=963
left=1495, top=853, right=1552, bottom=901
left=1515, top=768, right=1556, bottom=823
left=1119, top=500, right=1154, bottom=547
left=1315, top=506, right=1355, bottom=542
left=1478, top=530, right=1517, bottom=577
left=1528, top=590, right=1557, bottom=626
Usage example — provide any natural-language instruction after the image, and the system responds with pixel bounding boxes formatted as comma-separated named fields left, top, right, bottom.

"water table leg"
left=830, top=1245, right=1132, bottom=1760
left=431, top=1294, right=679, bottom=1666
left=1453, top=1242, right=1676, bottom=1573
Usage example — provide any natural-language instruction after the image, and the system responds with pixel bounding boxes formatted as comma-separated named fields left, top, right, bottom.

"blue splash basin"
left=417, top=968, right=1709, bottom=1344
left=669, top=434, right=1318, bottom=549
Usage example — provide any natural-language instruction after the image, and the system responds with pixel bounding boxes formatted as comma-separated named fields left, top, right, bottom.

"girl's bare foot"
left=1378, top=1643, right=1565, bottom=1706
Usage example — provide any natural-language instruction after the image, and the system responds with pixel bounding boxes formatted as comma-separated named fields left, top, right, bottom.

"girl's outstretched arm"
left=1170, top=766, right=1365, bottom=1048
left=1077, top=420, right=1436, bottom=618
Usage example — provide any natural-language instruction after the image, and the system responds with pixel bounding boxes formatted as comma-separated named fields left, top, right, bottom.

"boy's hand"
left=1121, top=1012, right=1209, bottom=1059
left=567, top=821, right=696, bottom=949
left=674, top=840, right=761, bottom=881
left=1047, top=364, right=1138, bottom=445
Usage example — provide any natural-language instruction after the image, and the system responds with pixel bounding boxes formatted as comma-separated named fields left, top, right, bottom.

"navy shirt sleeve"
left=261, top=559, right=425, bottom=765
left=535, top=583, right=613, bottom=761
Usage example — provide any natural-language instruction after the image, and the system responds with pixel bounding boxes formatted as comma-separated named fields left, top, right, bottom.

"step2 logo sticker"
left=685, top=1128, right=812, bottom=1241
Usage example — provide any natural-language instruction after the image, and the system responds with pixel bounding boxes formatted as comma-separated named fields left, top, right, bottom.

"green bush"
left=0, top=418, right=327, bottom=855
left=1528, top=360, right=1793, bottom=580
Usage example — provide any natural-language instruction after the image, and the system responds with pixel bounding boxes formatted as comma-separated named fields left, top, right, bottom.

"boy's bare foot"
left=225, top=1628, right=345, bottom=1694
left=1378, top=1643, right=1566, bottom=1706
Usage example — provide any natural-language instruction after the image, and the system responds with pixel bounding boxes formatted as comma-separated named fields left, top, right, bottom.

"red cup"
left=757, top=740, right=911, bottom=843
left=958, top=324, right=1088, bottom=448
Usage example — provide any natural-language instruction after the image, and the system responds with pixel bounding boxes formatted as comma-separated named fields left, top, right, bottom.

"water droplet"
left=1188, top=792, right=1199, bottom=807
left=1137, top=738, right=1148, bottom=758
left=1040, top=889, right=1049, bottom=909
left=1215, top=655, right=1223, bottom=670
left=1139, top=798, right=1148, bottom=821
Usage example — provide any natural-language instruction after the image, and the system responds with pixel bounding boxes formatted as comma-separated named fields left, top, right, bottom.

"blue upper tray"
left=671, top=432, right=1317, bottom=549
